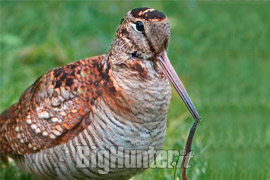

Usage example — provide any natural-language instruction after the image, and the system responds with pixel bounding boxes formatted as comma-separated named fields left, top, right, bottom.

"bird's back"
left=0, top=55, right=107, bottom=155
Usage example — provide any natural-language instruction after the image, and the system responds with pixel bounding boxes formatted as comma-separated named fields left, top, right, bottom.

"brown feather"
left=0, top=55, right=106, bottom=155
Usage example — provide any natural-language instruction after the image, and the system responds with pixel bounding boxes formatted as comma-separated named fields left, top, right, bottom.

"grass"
left=1, top=1, right=270, bottom=180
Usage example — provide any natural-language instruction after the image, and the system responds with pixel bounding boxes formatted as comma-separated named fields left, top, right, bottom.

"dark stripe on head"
left=142, top=31, right=155, bottom=53
left=131, top=7, right=166, bottom=21
left=131, top=7, right=150, bottom=16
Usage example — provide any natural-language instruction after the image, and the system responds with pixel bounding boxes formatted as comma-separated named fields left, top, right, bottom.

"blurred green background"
left=1, top=1, right=270, bottom=180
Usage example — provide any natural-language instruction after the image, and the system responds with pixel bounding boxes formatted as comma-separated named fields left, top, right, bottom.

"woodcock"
left=0, top=7, right=200, bottom=180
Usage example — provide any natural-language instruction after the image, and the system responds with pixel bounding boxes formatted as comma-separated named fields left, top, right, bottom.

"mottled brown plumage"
left=0, top=7, right=200, bottom=180
left=1, top=56, right=106, bottom=155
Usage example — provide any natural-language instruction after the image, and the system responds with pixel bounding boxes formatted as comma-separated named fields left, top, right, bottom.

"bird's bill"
left=157, top=51, right=201, bottom=123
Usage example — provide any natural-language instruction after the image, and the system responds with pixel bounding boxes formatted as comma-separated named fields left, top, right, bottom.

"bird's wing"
left=0, top=55, right=106, bottom=155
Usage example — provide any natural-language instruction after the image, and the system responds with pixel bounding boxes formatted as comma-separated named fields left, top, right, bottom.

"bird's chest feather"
left=104, top=59, right=171, bottom=122
left=92, top=60, right=172, bottom=149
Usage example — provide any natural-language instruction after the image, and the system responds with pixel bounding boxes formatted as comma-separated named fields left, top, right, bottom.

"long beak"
left=157, top=51, right=201, bottom=123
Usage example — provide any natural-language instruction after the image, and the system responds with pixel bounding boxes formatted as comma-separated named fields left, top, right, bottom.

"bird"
left=0, top=7, right=200, bottom=180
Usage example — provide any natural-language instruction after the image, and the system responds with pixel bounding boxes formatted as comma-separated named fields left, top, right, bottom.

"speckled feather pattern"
left=1, top=55, right=106, bottom=155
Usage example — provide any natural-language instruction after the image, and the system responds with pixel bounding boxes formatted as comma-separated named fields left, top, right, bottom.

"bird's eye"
left=135, top=21, right=144, bottom=31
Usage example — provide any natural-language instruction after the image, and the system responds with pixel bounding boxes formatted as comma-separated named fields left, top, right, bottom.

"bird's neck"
left=102, top=53, right=171, bottom=125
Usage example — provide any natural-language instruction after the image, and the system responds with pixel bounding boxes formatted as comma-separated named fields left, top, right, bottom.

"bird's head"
left=112, top=7, right=170, bottom=60
left=109, top=7, right=200, bottom=123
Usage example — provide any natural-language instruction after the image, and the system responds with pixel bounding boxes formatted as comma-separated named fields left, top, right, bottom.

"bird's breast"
left=98, top=59, right=172, bottom=149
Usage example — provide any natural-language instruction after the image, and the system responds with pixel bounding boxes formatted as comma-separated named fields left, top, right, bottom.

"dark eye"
left=135, top=21, right=144, bottom=31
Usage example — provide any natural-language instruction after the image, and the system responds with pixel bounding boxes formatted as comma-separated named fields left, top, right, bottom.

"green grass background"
left=1, top=1, right=270, bottom=180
